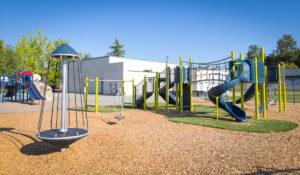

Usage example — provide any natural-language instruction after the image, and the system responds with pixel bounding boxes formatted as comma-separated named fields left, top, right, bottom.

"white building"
left=73, top=56, right=176, bottom=95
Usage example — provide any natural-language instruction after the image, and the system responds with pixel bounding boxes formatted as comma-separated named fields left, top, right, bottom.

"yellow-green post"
left=95, top=76, right=99, bottom=113
left=155, top=72, right=159, bottom=109
left=85, top=77, right=89, bottom=111
left=189, top=57, right=193, bottom=112
left=231, top=51, right=236, bottom=105
left=176, top=83, right=179, bottom=109
left=254, top=57, right=259, bottom=120
left=122, top=80, right=125, bottom=96
left=216, top=96, right=219, bottom=122
left=283, top=64, right=287, bottom=111
left=132, top=79, right=135, bottom=108
left=143, top=75, right=146, bottom=110
left=261, top=48, right=267, bottom=119
left=165, top=65, right=169, bottom=111
left=179, top=56, right=183, bottom=113
left=240, top=53, right=244, bottom=110
left=278, top=64, right=282, bottom=112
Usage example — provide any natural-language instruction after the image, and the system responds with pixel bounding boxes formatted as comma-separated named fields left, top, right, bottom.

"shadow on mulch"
left=0, top=127, right=58, bottom=155
left=20, top=142, right=58, bottom=156
left=242, top=166, right=300, bottom=175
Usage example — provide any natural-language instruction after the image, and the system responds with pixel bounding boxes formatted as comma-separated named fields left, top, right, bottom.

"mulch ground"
left=0, top=101, right=299, bottom=175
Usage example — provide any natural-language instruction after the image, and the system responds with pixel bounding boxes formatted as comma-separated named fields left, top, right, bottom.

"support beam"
left=254, top=57, right=259, bottom=120
left=95, top=76, right=99, bottom=113
left=165, top=65, right=169, bottom=111
left=278, top=64, right=282, bottom=112
left=240, top=53, right=244, bottom=110
left=189, top=57, right=193, bottom=112
left=143, top=75, right=146, bottom=110
left=155, top=72, right=159, bottom=109
left=261, top=47, right=267, bottom=119
left=231, top=51, right=236, bottom=105
left=132, top=79, right=135, bottom=108
left=179, top=56, right=183, bottom=113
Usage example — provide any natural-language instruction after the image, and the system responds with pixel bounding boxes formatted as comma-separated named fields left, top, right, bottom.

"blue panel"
left=267, top=67, right=278, bottom=83
left=257, top=60, right=264, bottom=84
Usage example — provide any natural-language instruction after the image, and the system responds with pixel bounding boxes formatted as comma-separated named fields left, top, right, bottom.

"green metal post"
left=254, top=57, right=259, bottom=119
left=283, top=64, right=287, bottom=112
left=189, top=57, right=193, bottom=112
left=85, top=77, right=89, bottom=111
left=240, top=53, right=244, bottom=110
left=261, top=47, right=267, bottom=119
left=265, top=65, right=268, bottom=110
left=95, top=76, right=99, bottom=113
left=231, top=51, right=236, bottom=105
left=155, top=72, right=159, bottom=109
left=278, top=64, right=282, bottom=112
left=216, top=96, right=219, bottom=122
left=143, top=75, right=146, bottom=110
left=179, top=56, right=183, bottom=113
left=122, top=80, right=125, bottom=96
left=165, top=65, right=169, bottom=111
left=132, top=79, right=135, bottom=108
left=176, top=83, right=179, bottom=109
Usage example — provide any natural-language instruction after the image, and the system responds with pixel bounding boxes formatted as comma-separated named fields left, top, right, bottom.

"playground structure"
left=37, top=44, right=88, bottom=151
left=84, top=48, right=288, bottom=122
left=0, top=71, right=43, bottom=103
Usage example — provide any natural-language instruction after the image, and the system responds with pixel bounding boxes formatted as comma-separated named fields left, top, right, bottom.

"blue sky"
left=0, top=0, right=299, bottom=64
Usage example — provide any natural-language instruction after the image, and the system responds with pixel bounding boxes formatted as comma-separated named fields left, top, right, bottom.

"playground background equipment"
left=0, top=71, right=43, bottom=103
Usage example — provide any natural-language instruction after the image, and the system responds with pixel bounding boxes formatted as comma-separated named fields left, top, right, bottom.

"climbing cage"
left=183, top=57, right=230, bottom=100
left=37, top=44, right=88, bottom=150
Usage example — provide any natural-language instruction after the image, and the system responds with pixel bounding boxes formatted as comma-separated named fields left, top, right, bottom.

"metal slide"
left=208, top=77, right=247, bottom=121
left=25, top=83, right=43, bottom=100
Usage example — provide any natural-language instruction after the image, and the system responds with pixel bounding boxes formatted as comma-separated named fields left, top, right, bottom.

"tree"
left=266, top=34, right=299, bottom=67
left=246, top=44, right=261, bottom=59
left=107, top=39, right=125, bottom=57
left=80, top=52, right=91, bottom=60
left=0, top=40, right=6, bottom=75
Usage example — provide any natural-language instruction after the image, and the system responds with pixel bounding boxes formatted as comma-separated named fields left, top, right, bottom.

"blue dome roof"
left=50, top=44, right=79, bottom=59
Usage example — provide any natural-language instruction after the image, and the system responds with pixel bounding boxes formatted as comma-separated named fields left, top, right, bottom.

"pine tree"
left=108, top=39, right=125, bottom=57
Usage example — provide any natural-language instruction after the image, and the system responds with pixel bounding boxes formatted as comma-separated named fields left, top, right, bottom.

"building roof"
left=50, top=44, right=79, bottom=59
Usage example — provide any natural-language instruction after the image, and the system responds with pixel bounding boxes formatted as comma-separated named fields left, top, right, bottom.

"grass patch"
left=169, top=117, right=298, bottom=133
left=166, top=104, right=298, bottom=133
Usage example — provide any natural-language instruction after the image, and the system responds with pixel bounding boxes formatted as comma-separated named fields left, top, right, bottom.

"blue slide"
left=26, top=83, right=43, bottom=100
left=236, top=83, right=255, bottom=104
left=208, top=78, right=246, bottom=122
left=207, top=61, right=254, bottom=122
